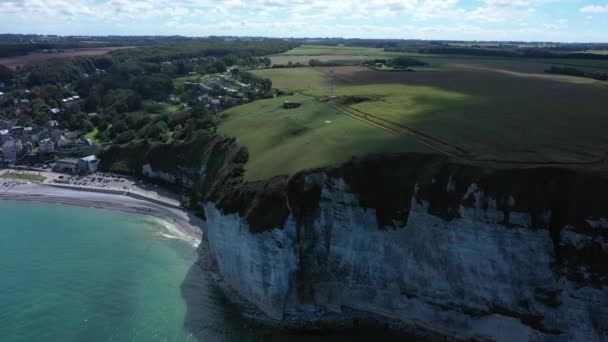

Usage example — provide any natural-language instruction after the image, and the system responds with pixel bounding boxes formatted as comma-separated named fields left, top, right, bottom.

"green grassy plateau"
left=218, top=95, right=434, bottom=181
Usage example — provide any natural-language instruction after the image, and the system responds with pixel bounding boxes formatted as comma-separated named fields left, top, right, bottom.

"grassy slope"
left=221, top=46, right=608, bottom=180
left=256, top=60, right=608, bottom=162
left=218, top=95, right=434, bottom=181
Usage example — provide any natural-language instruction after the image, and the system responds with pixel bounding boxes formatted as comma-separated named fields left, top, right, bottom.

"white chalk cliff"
left=203, top=171, right=607, bottom=341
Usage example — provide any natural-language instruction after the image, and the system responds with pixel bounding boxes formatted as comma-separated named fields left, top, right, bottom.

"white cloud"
left=580, top=5, right=608, bottom=13
left=0, top=0, right=605, bottom=42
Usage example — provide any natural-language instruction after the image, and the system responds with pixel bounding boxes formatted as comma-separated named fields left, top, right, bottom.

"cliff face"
left=203, top=155, right=608, bottom=341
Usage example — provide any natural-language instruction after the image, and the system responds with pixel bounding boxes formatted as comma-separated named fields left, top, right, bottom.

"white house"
left=78, top=155, right=99, bottom=174
left=0, top=129, right=9, bottom=143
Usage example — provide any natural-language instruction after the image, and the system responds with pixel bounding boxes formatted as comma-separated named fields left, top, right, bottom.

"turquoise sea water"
left=0, top=200, right=204, bottom=342
left=0, top=200, right=411, bottom=342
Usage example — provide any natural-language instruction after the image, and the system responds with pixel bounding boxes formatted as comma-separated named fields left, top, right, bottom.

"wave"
left=148, top=217, right=201, bottom=248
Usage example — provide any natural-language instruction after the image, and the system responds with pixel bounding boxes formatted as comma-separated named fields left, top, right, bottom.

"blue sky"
left=0, top=0, right=606, bottom=42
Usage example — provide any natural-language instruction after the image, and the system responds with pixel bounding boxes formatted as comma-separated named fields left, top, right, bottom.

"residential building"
left=2, top=139, right=23, bottom=164
left=78, top=155, right=99, bottom=174
left=10, top=126, right=24, bottom=136
left=39, top=138, right=55, bottom=153
left=0, top=129, right=9, bottom=143
left=23, top=141, right=33, bottom=154
left=57, top=135, right=68, bottom=148
left=79, top=137, right=93, bottom=146
left=53, top=158, right=78, bottom=173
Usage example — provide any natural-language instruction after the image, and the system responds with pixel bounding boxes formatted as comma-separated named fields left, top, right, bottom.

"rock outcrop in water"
left=201, top=155, right=608, bottom=341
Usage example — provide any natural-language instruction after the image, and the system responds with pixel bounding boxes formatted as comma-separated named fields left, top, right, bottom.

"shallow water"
left=0, top=200, right=411, bottom=342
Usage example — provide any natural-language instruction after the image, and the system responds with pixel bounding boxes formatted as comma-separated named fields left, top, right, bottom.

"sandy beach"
left=0, top=182, right=204, bottom=247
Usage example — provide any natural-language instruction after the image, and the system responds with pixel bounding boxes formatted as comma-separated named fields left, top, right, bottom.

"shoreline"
left=0, top=182, right=204, bottom=247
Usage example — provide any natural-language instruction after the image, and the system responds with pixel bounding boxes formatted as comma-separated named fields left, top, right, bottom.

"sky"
left=0, top=0, right=606, bottom=42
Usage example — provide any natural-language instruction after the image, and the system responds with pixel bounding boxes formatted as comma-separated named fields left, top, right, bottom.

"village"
left=0, top=94, right=98, bottom=166
left=0, top=63, right=263, bottom=174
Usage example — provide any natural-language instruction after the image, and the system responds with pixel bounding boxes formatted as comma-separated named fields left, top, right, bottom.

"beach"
left=0, top=182, right=204, bottom=247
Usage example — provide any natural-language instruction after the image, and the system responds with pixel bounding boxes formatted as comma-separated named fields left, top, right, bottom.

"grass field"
left=576, top=50, right=608, bottom=55
left=218, top=95, right=434, bottom=181
left=281, top=45, right=404, bottom=57
left=85, top=127, right=101, bottom=143
left=251, top=68, right=328, bottom=91
left=0, top=172, right=47, bottom=183
left=271, top=45, right=437, bottom=66
left=254, top=62, right=608, bottom=163
left=218, top=46, right=608, bottom=180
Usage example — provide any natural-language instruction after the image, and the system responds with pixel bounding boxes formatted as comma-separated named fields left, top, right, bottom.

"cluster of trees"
left=545, top=66, right=608, bottom=81
left=0, top=34, right=240, bottom=58
left=271, top=61, right=307, bottom=68
left=111, top=39, right=298, bottom=63
left=362, top=57, right=427, bottom=69
left=415, top=46, right=608, bottom=60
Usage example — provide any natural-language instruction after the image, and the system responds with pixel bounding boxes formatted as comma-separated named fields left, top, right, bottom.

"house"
left=0, top=92, right=4, bottom=96
left=2, top=139, right=23, bottom=164
left=23, top=127, right=33, bottom=138
left=78, top=155, right=99, bottom=174
left=0, top=129, right=10, bottom=143
left=14, top=99, right=30, bottom=108
left=87, top=112, right=98, bottom=118
left=39, top=138, right=55, bottom=153
left=23, top=141, right=33, bottom=154
left=49, top=108, right=61, bottom=115
left=79, top=137, right=93, bottom=146
left=10, top=126, right=24, bottom=136
left=48, top=120, right=60, bottom=128
left=53, top=158, right=78, bottom=173
left=210, top=99, right=221, bottom=106
left=57, top=135, right=68, bottom=148
left=198, top=95, right=211, bottom=104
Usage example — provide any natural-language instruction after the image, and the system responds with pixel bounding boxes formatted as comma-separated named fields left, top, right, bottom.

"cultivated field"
left=218, top=95, right=434, bottom=181
left=251, top=68, right=328, bottom=90
left=269, top=44, right=436, bottom=66
left=280, top=45, right=405, bottom=57
left=0, top=47, right=132, bottom=69
left=252, top=55, right=608, bottom=164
